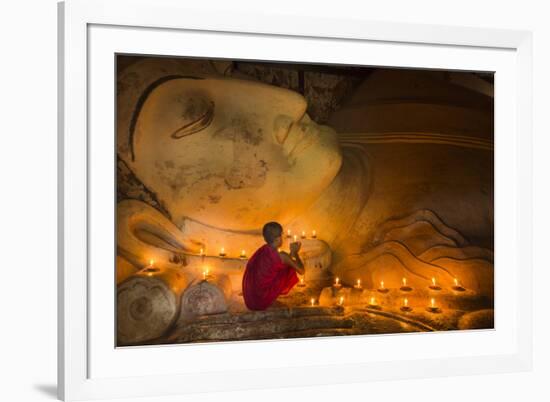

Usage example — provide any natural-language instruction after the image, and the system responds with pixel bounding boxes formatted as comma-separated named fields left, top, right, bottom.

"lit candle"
left=219, top=247, right=226, bottom=257
left=338, top=296, right=344, bottom=306
left=378, top=280, right=388, bottom=293
left=293, top=234, right=297, bottom=242
left=402, top=277, right=407, bottom=286
left=287, top=229, right=291, bottom=238
left=452, top=277, right=466, bottom=291
left=301, top=230, right=306, bottom=239
left=240, top=249, right=246, bottom=259
left=400, top=297, right=412, bottom=312
left=312, top=230, right=317, bottom=239
left=202, top=270, right=207, bottom=280
left=427, top=297, right=440, bottom=313
left=199, top=248, right=204, bottom=257
left=400, top=277, right=412, bottom=291
left=429, top=277, right=441, bottom=290
left=298, top=276, right=306, bottom=287
left=333, top=277, right=341, bottom=288
left=310, top=298, right=315, bottom=307
left=145, top=260, right=156, bottom=276
left=354, top=279, right=362, bottom=289
left=369, top=296, right=376, bottom=306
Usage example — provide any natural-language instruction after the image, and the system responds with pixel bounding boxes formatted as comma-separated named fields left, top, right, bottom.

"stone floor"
left=146, top=279, right=494, bottom=346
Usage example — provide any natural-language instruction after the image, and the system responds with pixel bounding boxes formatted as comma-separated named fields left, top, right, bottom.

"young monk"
left=242, top=222, right=305, bottom=311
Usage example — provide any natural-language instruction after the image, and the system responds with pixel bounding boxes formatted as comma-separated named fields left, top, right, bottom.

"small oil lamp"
left=354, top=279, right=362, bottom=289
left=400, top=277, right=412, bottom=292
left=338, top=296, right=344, bottom=306
left=333, top=277, right=342, bottom=288
left=293, top=234, right=298, bottom=243
left=312, top=230, right=317, bottom=239
left=240, top=249, right=247, bottom=259
left=400, top=297, right=412, bottom=312
left=426, top=297, right=441, bottom=313
left=377, top=280, right=389, bottom=293
left=452, top=277, right=466, bottom=292
left=144, top=259, right=158, bottom=276
left=368, top=296, right=380, bottom=309
left=297, top=276, right=306, bottom=287
left=219, top=247, right=226, bottom=258
left=429, top=277, right=441, bottom=290
left=301, top=230, right=306, bottom=239
left=310, top=298, right=315, bottom=307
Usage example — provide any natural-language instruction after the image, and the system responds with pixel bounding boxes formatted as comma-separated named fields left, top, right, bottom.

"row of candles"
left=287, top=229, right=317, bottom=241
left=308, top=294, right=442, bottom=313
left=196, top=229, right=318, bottom=260
left=198, top=247, right=247, bottom=259
left=331, top=276, right=465, bottom=292
left=305, top=276, right=467, bottom=313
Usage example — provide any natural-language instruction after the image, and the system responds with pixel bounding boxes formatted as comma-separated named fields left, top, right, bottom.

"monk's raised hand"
left=290, top=241, right=301, bottom=255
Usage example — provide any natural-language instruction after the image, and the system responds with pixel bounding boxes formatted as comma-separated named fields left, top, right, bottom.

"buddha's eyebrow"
left=127, top=75, right=204, bottom=162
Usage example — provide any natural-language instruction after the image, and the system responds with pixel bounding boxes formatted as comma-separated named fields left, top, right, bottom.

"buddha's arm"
left=279, top=251, right=305, bottom=275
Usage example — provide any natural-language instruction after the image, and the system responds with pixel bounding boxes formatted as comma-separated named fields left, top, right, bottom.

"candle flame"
left=370, top=296, right=376, bottom=305
left=310, top=298, right=315, bottom=306
left=312, top=230, right=316, bottom=237
left=402, top=277, right=407, bottom=286
left=380, top=280, right=385, bottom=289
left=293, top=235, right=297, bottom=242
left=199, top=248, right=204, bottom=256
left=335, top=277, right=340, bottom=285
left=287, top=229, right=291, bottom=236
left=431, top=298, right=435, bottom=307
left=357, top=279, right=361, bottom=287
left=404, top=298, right=408, bottom=306
left=149, top=259, right=154, bottom=266
left=300, top=277, right=304, bottom=284
left=432, top=277, right=436, bottom=286
left=454, top=278, right=459, bottom=286
left=221, top=247, right=225, bottom=253
left=241, top=249, right=246, bottom=257
left=339, top=296, right=344, bottom=305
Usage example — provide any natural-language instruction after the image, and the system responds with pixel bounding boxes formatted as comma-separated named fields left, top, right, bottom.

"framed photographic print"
left=58, top=0, right=533, bottom=400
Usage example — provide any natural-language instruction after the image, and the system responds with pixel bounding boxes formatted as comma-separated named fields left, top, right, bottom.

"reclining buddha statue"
left=116, top=57, right=494, bottom=302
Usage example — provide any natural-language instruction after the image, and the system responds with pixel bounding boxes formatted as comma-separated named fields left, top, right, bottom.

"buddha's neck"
left=286, top=145, right=370, bottom=249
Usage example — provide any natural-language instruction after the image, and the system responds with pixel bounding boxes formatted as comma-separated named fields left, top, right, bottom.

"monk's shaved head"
left=262, top=222, right=283, bottom=245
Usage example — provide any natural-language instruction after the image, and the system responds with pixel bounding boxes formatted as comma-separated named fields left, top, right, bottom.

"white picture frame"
left=58, top=0, right=533, bottom=400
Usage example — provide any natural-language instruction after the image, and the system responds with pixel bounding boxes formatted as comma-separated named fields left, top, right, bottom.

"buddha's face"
left=130, top=77, right=342, bottom=231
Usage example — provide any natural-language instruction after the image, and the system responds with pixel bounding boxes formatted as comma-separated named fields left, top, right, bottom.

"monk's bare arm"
left=279, top=251, right=305, bottom=275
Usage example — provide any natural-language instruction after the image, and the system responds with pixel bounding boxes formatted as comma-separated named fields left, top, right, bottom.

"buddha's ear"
left=170, top=100, right=215, bottom=139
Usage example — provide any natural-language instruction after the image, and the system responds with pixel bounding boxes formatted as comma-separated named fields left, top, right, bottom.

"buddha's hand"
left=290, top=241, right=302, bottom=255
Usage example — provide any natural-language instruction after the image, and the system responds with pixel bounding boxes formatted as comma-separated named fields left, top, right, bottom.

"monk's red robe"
left=242, top=244, right=298, bottom=311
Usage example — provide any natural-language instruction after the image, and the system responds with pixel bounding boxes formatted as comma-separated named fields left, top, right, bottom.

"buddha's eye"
left=170, top=96, right=215, bottom=139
